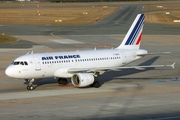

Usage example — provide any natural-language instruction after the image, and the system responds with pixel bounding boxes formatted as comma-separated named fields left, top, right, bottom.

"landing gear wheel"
left=90, top=81, right=101, bottom=88
left=29, top=85, right=34, bottom=90
left=27, top=79, right=35, bottom=90
left=58, top=78, right=68, bottom=84
left=27, top=85, right=34, bottom=90
left=93, top=81, right=101, bottom=88
left=27, top=86, right=30, bottom=90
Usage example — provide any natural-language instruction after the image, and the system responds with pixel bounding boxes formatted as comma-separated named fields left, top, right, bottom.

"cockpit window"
left=24, top=62, right=28, bottom=65
left=13, top=61, right=28, bottom=65
left=11, top=61, right=14, bottom=65
left=14, top=62, right=20, bottom=65
left=20, top=62, right=24, bottom=65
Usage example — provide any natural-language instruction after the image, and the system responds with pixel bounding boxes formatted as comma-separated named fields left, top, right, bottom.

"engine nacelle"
left=71, top=73, right=94, bottom=87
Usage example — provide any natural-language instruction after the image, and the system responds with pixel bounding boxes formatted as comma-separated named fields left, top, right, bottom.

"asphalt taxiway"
left=0, top=2, right=180, bottom=120
left=0, top=2, right=180, bottom=36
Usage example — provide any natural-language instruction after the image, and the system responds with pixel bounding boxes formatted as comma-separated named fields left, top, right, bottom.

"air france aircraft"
left=5, top=14, right=175, bottom=90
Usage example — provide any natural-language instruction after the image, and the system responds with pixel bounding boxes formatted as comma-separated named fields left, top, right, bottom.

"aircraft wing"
left=68, top=62, right=175, bottom=73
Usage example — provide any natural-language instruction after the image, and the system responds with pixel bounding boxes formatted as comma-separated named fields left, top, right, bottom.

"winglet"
left=170, top=62, right=176, bottom=69
left=26, top=52, right=30, bottom=55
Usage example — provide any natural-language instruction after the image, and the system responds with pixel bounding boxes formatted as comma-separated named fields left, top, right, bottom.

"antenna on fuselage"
left=26, top=52, right=30, bottom=55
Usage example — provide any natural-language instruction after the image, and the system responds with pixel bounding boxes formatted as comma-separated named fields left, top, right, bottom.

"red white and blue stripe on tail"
left=116, top=14, right=145, bottom=49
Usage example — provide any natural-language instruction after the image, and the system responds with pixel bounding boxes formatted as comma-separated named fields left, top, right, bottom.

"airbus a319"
left=5, top=14, right=175, bottom=90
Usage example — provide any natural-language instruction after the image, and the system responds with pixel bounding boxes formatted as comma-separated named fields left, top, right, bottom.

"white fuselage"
left=5, top=14, right=158, bottom=90
left=5, top=48, right=147, bottom=79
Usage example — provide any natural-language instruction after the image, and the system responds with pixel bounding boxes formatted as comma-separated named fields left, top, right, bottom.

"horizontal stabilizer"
left=137, top=52, right=171, bottom=56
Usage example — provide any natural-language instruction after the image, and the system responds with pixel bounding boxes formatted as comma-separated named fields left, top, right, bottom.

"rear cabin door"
left=121, top=52, right=127, bottom=65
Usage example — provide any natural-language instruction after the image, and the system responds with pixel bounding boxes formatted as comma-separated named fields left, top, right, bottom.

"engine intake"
left=71, top=73, right=94, bottom=87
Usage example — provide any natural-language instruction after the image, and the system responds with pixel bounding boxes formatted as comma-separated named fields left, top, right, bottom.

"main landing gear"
left=27, top=79, right=35, bottom=90
left=90, top=81, right=101, bottom=88
left=90, top=73, right=101, bottom=88
left=58, top=78, right=68, bottom=85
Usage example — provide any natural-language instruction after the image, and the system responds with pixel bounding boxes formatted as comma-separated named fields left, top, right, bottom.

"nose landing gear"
left=27, top=79, right=35, bottom=90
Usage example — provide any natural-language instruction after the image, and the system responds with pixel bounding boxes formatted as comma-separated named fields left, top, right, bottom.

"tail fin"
left=116, top=14, right=145, bottom=49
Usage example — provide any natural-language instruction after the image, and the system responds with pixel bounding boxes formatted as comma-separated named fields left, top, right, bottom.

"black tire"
left=27, top=86, right=30, bottom=90
left=58, top=78, right=68, bottom=84
left=29, top=85, right=34, bottom=90
left=62, top=78, right=68, bottom=84
left=90, top=84, right=94, bottom=87
left=93, top=81, right=101, bottom=88
left=58, top=78, right=62, bottom=84
left=27, top=85, right=34, bottom=90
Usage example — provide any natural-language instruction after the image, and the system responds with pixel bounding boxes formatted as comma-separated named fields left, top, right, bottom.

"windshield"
left=12, top=61, right=28, bottom=65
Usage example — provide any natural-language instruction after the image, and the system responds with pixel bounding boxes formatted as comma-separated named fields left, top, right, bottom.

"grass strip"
left=0, top=34, right=17, bottom=44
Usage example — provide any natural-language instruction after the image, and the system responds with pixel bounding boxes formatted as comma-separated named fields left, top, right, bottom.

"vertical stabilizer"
left=116, top=14, right=145, bottom=49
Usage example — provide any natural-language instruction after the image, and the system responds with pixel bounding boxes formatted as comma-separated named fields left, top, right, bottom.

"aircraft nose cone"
left=5, top=66, right=13, bottom=77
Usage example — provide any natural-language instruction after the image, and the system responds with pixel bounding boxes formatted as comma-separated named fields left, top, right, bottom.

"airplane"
left=5, top=14, right=175, bottom=90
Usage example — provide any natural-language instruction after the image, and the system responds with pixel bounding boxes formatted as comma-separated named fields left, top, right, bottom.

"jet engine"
left=71, top=73, right=94, bottom=87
